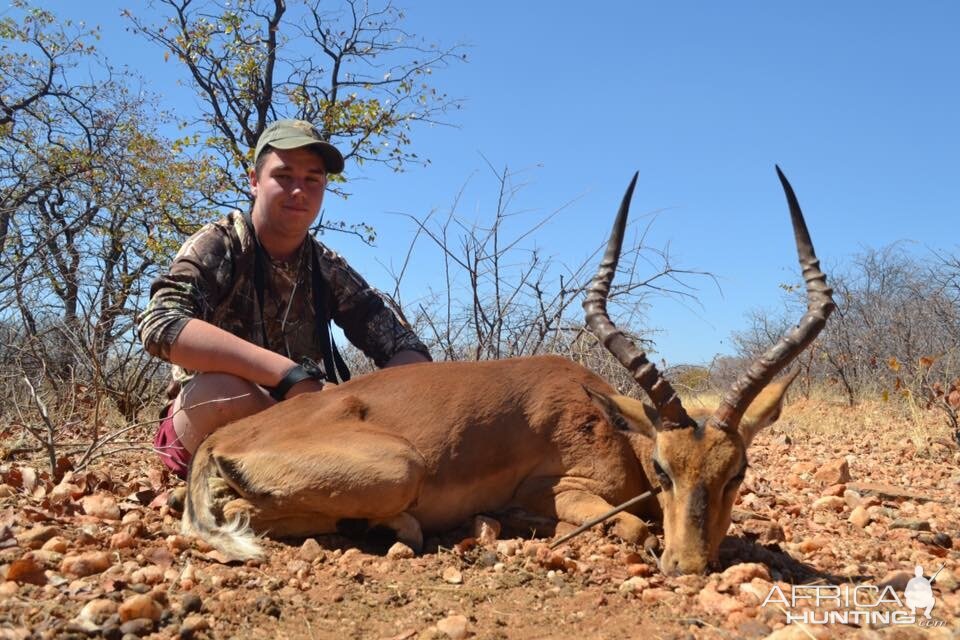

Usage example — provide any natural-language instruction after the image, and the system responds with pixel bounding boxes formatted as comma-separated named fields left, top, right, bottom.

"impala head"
left=584, top=169, right=834, bottom=575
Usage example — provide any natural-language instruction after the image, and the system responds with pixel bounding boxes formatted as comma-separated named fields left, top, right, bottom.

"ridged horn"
left=706, top=166, right=835, bottom=433
left=584, top=173, right=697, bottom=431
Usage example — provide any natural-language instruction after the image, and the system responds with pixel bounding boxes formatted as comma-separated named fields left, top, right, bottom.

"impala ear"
left=738, top=369, right=799, bottom=447
left=583, top=386, right=658, bottom=439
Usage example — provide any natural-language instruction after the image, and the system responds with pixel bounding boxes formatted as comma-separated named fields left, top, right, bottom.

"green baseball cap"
left=254, top=119, right=345, bottom=174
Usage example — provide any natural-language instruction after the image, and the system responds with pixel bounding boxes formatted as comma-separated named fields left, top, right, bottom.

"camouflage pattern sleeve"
left=137, top=215, right=246, bottom=362
left=314, top=241, right=431, bottom=367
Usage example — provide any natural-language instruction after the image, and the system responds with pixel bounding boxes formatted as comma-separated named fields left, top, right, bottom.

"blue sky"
left=37, top=1, right=960, bottom=364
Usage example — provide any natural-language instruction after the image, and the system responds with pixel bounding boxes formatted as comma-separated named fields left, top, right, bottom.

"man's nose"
left=289, top=179, right=307, bottom=196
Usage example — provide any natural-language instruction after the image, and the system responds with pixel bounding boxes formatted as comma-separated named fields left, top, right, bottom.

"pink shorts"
left=153, top=404, right=191, bottom=479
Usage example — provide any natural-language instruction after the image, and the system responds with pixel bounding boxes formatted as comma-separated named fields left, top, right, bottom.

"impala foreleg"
left=553, top=490, right=651, bottom=543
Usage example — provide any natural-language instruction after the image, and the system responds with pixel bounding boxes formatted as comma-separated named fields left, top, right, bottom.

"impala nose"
left=660, top=549, right=709, bottom=576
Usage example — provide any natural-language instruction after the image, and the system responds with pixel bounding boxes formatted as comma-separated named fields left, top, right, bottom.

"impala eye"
left=727, top=464, right=748, bottom=489
left=652, top=460, right=672, bottom=490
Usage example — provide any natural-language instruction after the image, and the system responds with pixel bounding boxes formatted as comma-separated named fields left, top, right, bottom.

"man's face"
left=249, top=146, right=328, bottom=237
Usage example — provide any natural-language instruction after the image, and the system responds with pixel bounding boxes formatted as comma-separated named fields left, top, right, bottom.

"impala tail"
left=181, top=445, right=264, bottom=562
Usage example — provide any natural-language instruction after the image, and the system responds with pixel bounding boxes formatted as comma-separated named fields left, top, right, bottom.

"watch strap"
left=269, top=365, right=314, bottom=402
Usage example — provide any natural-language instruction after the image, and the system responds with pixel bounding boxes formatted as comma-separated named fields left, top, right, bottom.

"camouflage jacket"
left=137, top=210, right=430, bottom=393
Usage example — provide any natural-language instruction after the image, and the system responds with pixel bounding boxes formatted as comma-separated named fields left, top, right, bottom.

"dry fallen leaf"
left=6, top=553, right=47, bottom=585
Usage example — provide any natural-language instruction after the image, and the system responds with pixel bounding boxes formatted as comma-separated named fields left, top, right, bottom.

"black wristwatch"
left=269, top=358, right=325, bottom=401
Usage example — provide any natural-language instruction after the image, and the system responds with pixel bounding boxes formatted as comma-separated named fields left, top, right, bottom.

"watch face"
left=299, top=356, right=325, bottom=379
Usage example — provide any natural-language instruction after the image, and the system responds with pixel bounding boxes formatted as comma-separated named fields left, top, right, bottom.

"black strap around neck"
left=241, top=211, right=350, bottom=384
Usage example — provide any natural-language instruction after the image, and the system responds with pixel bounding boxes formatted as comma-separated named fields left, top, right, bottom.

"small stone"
left=119, top=617, right=155, bottom=636
left=17, top=525, right=61, bottom=549
left=473, top=516, right=501, bottom=545
left=61, top=551, right=112, bottom=577
left=118, top=594, right=163, bottom=623
left=934, top=570, right=958, bottom=592
left=641, top=588, right=676, bottom=604
left=698, top=582, right=744, bottom=615
left=717, top=563, right=771, bottom=593
left=821, top=483, right=846, bottom=497
left=495, top=540, right=519, bottom=557
left=298, top=538, right=324, bottom=562
left=386, top=542, right=415, bottom=560
left=811, top=496, right=846, bottom=512
left=0, top=581, right=18, bottom=598
left=110, top=531, right=135, bottom=550
left=813, top=459, right=850, bottom=485
left=797, top=537, right=826, bottom=553
left=878, top=570, right=912, bottom=592
left=842, top=489, right=862, bottom=509
left=130, top=565, right=164, bottom=586
left=737, top=619, right=772, bottom=638
left=598, top=543, right=618, bottom=557
left=40, top=536, right=68, bottom=553
left=932, top=532, right=953, bottom=549
left=619, top=576, right=648, bottom=593
left=82, top=493, right=122, bottom=520
left=627, top=563, right=654, bottom=577
left=49, top=482, right=82, bottom=504
left=790, top=461, right=817, bottom=475
left=441, top=566, right=462, bottom=584
left=435, top=614, right=469, bottom=640
left=181, top=592, right=203, bottom=614
left=180, top=614, right=210, bottom=639
left=165, top=535, right=192, bottom=553
left=476, top=550, right=498, bottom=568
left=848, top=505, right=871, bottom=528
left=254, top=595, right=281, bottom=618
left=75, top=598, right=119, bottom=625
left=890, top=519, right=931, bottom=531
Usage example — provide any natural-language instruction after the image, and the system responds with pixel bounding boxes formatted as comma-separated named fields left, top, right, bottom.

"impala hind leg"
left=213, top=425, right=427, bottom=545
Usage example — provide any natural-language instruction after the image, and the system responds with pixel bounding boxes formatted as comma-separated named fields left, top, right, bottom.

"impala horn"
left=705, top=166, right=835, bottom=433
left=584, top=172, right=697, bottom=431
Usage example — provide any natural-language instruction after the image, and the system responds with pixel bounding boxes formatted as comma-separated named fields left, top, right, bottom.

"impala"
left=181, top=168, right=834, bottom=575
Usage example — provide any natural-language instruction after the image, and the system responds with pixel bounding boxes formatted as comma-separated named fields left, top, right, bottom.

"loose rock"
left=82, top=493, right=122, bottom=520
left=813, top=458, right=850, bottom=485
left=386, top=542, right=415, bottom=560
left=118, top=594, right=163, bottom=623
left=848, top=505, right=871, bottom=528
left=441, top=566, right=462, bottom=584
left=298, top=538, right=324, bottom=562
left=17, top=525, right=61, bottom=550
left=890, top=519, right=931, bottom=531
left=60, top=551, right=111, bottom=578
left=436, top=614, right=469, bottom=640
left=180, top=614, right=210, bottom=639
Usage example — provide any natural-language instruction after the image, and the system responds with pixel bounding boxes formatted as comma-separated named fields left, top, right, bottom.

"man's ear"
left=739, top=369, right=799, bottom=447
left=248, top=167, right=260, bottom=198
left=583, top=385, right=658, bottom=439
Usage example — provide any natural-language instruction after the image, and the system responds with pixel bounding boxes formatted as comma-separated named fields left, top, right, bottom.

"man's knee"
left=180, top=373, right=271, bottom=417
left=173, top=373, right=272, bottom=453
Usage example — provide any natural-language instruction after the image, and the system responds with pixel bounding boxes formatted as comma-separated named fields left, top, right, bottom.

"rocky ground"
left=0, top=399, right=958, bottom=639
